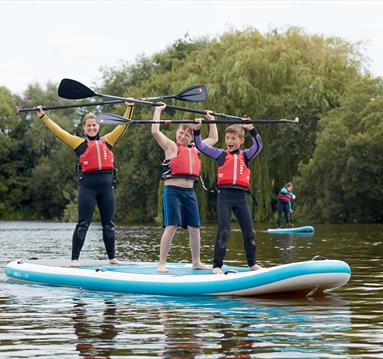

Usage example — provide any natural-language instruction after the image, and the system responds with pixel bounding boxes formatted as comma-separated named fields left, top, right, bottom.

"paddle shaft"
left=99, top=118, right=299, bottom=125
left=18, top=85, right=206, bottom=114
left=16, top=99, right=126, bottom=114
left=97, top=92, right=244, bottom=120
left=58, top=79, right=296, bottom=121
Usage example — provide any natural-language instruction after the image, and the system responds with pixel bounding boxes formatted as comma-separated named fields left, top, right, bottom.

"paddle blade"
left=58, top=78, right=97, bottom=99
left=96, top=113, right=129, bottom=125
left=174, top=85, right=207, bottom=102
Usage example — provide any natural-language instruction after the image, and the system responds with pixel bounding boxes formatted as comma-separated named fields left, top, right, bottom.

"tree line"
left=1, top=28, right=382, bottom=224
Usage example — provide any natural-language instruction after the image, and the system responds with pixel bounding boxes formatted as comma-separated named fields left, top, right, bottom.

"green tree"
left=100, top=28, right=365, bottom=223
left=295, top=78, right=383, bottom=223
left=2, top=28, right=378, bottom=224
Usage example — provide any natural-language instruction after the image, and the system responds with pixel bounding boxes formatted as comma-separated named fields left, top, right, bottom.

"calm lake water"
left=0, top=221, right=382, bottom=358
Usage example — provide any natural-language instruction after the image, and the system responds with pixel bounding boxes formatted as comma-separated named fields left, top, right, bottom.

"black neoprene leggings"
left=72, top=172, right=116, bottom=260
left=213, top=188, right=256, bottom=268
left=276, top=200, right=290, bottom=227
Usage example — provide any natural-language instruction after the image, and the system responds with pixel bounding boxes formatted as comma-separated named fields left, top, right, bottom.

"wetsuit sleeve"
left=194, top=130, right=224, bottom=160
left=103, top=105, right=134, bottom=146
left=40, top=114, right=84, bottom=150
left=243, top=128, right=263, bottom=162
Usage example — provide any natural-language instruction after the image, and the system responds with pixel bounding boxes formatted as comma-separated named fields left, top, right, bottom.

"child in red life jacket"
left=277, top=182, right=296, bottom=228
left=151, top=103, right=218, bottom=273
left=194, top=119, right=263, bottom=274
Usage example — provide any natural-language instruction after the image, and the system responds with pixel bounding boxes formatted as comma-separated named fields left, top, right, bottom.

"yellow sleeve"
left=103, top=105, right=134, bottom=147
left=40, top=114, right=84, bottom=150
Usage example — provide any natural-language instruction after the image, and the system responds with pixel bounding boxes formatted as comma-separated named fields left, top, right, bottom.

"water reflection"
left=0, top=281, right=356, bottom=358
left=72, top=299, right=119, bottom=358
left=266, top=232, right=315, bottom=263
left=97, top=293, right=352, bottom=357
left=159, top=307, right=203, bottom=358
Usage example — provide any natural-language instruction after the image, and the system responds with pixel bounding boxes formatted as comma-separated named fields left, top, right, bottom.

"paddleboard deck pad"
left=4, top=258, right=350, bottom=297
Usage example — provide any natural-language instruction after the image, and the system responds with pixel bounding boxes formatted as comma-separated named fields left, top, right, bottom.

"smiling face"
left=225, top=126, right=245, bottom=151
left=176, top=125, right=193, bottom=146
left=83, top=114, right=100, bottom=137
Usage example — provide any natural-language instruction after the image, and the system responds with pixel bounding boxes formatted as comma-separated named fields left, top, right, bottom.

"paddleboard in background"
left=266, top=226, right=315, bottom=234
left=4, top=257, right=350, bottom=297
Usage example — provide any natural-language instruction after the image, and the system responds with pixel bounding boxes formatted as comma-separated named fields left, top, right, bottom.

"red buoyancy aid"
left=79, top=138, right=115, bottom=173
left=217, top=150, right=251, bottom=188
left=277, top=192, right=291, bottom=202
left=167, top=144, right=201, bottom=179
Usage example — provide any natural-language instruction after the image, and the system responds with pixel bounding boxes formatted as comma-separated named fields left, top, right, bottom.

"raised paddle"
left=16, top=84, right=207, bottom=114
left=58, top=80, right=207, bottom=103
left=96, top=113, right=300, bottom=126
left=16, top=99, right=126, bottom=114
left=58, top=78, right=264, bottom=121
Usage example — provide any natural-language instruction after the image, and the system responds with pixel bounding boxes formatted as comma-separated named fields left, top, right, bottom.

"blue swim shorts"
left=162, top=185, right=200, bottom=228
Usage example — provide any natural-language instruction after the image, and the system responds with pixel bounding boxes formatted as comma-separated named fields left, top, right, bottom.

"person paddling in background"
left=151, top=103, right=218, bottom=272
left=193, top=119, right=263, bottom=274
left=276, top=182, right=296, bottom=228
left=34, top=104, right=134, bottom=267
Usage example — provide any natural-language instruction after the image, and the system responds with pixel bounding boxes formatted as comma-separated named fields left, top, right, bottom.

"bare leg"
left=188, top=226, right=209, bottom=270
left=158, top=226, right=177, bottom=272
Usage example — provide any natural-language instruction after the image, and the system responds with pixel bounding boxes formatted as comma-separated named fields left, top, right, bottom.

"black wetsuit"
left=194, top=129, right=263, bottom=269
left=276, top=200, right=290, bottom=227
left=39, top=108, right=132, bottom=262
left=214, top=187, right=256, bottom=268
left=72, top=135, right=116, bottom=260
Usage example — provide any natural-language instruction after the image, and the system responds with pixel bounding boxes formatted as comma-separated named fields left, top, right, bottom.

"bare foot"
left=192, top=262, right=209, bottom=270
left=249, top=264, right=263, bottom=271
left=213, top=267, right=223, bottom=275
left=109, top=258, right=122, bottom=265
left=157, top=264, right=168, bottom=273
left=70, top=259, right=80, bottom=267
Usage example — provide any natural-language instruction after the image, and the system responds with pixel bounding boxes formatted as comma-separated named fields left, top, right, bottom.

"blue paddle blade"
left=58, top=78, right=97, bottom=99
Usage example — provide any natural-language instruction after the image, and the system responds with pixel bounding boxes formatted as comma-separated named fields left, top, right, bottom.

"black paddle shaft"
left=17, top=85, right=207, bottom=114
left=16, top=99, right=126, bottom=114
left=96, top=113, right=300, bottom=126
left=100, top=93, right=242, bottom=119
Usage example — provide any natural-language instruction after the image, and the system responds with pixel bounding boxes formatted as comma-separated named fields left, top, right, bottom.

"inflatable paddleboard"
left=266, top=226, right=315, bottom=234
left=4, top=258, right=350, bottom=297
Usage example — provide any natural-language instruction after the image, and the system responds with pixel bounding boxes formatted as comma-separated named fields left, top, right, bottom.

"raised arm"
left=202, top=111, right=218, bottom=146
left=35, top=106, right=83, bottom=150
left=151, top=103, right=178, bottom=156
left=194, top=127, right=224, bottom=160
left=242, top=119, right=263, bottom=161
left=103, top=103, right=134, bottom=146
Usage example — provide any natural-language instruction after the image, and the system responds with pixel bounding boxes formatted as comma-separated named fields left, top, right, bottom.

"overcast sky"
left=1, top=1, right=382, bottom=95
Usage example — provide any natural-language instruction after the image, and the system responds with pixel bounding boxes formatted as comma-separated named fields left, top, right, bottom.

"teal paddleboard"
left=5, top=257, right=349, bottom=297
left=266, top=226, right=315, bottom=234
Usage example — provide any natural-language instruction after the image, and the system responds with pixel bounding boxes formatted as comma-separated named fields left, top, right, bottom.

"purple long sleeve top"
left=194, top=128, right=263, bottom=167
